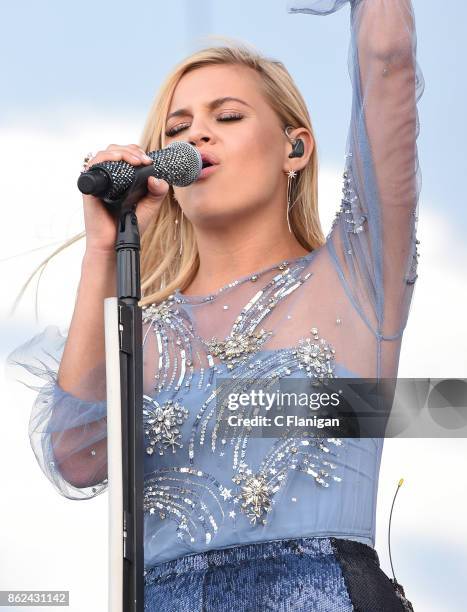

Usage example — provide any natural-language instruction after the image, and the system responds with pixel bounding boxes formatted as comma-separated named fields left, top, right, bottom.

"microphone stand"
left=80, top=151, right=200, bottom=610
left=104, top=166, right=156, bottom=612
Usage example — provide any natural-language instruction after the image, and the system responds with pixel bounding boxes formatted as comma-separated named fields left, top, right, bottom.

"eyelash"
left=165, top=113, right=244, bottom=137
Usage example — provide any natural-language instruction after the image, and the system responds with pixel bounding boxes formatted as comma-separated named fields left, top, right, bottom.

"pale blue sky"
left=1, top=0, right=465, bottom=219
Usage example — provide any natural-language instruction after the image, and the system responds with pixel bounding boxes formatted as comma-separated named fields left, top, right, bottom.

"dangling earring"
left=173, top=209, right=184, bottom=255
left=286, top=169, right=297, bottom=234
left=173, top=192, right=178, bottom=241
left=178, top=209, right=184, bottom=256
left=172, top=190, right=184, bottom=256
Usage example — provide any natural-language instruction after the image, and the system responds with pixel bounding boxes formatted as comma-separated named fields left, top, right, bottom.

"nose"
left=188, top=133, right=211, bottom=147
left=185, top=117, right=215, bottom=147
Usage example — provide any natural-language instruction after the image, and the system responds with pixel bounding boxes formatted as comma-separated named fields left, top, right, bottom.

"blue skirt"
left=144, top=536, right=412, bottom=611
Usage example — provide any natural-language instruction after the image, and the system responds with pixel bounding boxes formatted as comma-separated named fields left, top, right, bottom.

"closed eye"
left=165, top=113, right=244, bottom=138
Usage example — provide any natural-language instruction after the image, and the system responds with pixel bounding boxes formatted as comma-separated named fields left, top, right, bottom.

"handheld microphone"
left=77, top=141, right=202, bottom=209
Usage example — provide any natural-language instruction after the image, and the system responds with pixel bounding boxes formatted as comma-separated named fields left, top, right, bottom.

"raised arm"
left=288, top=0, right=424, bottom=375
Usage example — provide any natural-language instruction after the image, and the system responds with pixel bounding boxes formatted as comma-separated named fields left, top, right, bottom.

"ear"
left=283, top=127, right=314, bottom=173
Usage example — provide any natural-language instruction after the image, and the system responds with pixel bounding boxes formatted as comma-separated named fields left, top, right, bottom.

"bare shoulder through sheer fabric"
left=6, top=0, right=423, bottom=572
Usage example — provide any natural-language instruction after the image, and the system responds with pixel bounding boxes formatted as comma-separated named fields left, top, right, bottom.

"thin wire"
left=388, top=478, right=404, bottom=584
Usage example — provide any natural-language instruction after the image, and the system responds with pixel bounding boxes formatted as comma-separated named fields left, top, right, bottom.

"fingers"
left=146, top=176, right=170, bottom=198
left=87, top=144, right=153, bottom=168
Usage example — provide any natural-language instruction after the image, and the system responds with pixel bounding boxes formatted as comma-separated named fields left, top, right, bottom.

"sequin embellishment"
left=143, top=395, right=189, bottom=456
left=206, top=329, right=273, bottom=370
left=143, top=467, right=228, bottom=545
left=235, top=473, right=272, bottom=524
left=295, top=327, right=336, bottom=381
left=188, top=330, right=339, bottom=465
left=142, top=300, right=174, bottom=324
left=329, top=168, right=367, bottom=237
left=143, top=294, right=199, bottom=393
left=405, top=208, right=420, bottom=285
left=233, top=435, right=344, bottom=524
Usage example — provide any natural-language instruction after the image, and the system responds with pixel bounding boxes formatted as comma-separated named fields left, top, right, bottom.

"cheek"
left=226, top=130, right=282, bottom=191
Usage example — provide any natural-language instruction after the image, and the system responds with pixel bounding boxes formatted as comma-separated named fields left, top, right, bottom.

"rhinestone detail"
left=143, top=395, right=189, bottom=456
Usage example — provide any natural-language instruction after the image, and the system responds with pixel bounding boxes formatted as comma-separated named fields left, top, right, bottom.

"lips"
left=200, top=152, right=220, bottom=169
left=197, top=151, right=220, bottom=180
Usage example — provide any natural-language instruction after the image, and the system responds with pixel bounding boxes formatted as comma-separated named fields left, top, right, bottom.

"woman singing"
left=8, top=0, right=423, bottom=610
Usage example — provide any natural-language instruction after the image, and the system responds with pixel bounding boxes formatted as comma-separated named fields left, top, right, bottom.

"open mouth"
left=197, top=152, right=220, bottom=180
left=198, top=159, right=219, bottom=180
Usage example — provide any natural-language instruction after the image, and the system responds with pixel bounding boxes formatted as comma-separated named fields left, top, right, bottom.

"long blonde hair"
left=13, top=41, right=324, bottom=314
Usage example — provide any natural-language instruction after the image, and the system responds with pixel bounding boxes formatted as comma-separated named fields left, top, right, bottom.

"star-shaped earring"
left=287, top=170, right=297, bottom=179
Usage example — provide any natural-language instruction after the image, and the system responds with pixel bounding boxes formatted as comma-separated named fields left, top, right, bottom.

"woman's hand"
left=82, top=143, right=169, bottom=253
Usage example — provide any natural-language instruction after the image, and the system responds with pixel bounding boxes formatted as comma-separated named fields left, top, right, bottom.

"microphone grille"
left=80, top=141, right=202, bottom=202
left=149, top=141, right=202, bottom=187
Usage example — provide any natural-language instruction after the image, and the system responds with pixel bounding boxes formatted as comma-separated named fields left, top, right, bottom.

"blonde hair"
left=12, top=40, right=324, bottom=315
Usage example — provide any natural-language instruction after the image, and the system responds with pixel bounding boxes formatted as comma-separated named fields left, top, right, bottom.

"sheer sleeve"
left=6, top=314, right=162, bottom=501
left=288, top=0, right=424, bottom=377
left=6, top=326, right=108, bottom=500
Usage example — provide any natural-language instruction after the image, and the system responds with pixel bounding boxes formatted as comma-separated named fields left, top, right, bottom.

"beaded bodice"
left=141, top=250, right=346, bottom=553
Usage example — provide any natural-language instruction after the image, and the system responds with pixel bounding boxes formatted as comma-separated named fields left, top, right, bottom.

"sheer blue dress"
left=6, top=0, right=424, bottom=610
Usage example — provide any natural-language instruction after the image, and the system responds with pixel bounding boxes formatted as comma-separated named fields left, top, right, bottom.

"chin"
left=181, top=195, right=216, bottom=219
left=184, top=197, right=250, bottom=228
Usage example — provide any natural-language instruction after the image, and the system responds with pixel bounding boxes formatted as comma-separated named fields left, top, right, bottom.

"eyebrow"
left=166, top=97, right=253, bottom=121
